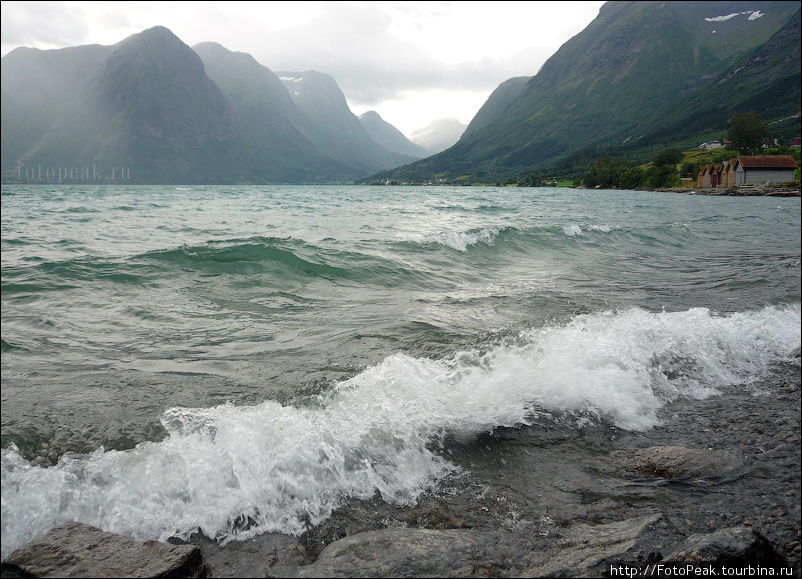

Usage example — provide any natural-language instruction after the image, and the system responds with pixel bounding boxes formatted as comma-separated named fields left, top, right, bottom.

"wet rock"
left=191, top=531, right=308, bottom=578
left=1, top=522, right=206, bottom=578
left=519, top=513, right=664, bottom=577
left=293, top=527, right=509, bottom=578
left=662, top=526, right=788, bottom=567
left=611, top=445, right=741, bottom=480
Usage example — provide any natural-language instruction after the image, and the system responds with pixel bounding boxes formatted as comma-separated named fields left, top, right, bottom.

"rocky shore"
left=655, top=183, right=801, bottom=197
left=3, top=351, right=800, bottom=578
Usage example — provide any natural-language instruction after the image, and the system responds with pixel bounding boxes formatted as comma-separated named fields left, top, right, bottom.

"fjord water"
left=1, top=184, right=800, bottom=557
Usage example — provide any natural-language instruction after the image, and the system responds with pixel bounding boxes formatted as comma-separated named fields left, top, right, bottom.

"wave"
left=2, top=304, right=799, bottom=558
left=144, top=238, right=429, bottom=287
left=400, top=222, right=627, bottom=252
left=1, top=237, right=427, bottom=291
left=2, top=219, right=722, bottom=295
left=405, top=227, right=506, bottom=251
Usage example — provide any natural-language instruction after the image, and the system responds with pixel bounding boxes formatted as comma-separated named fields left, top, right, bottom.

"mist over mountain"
left=358, top=111, right=428, bottom=159
left=373, top=1, right=801, bottom=184
left=3, top=2, right=799, bottom=185
left=192, top=42, right=353, bottom=182
left=2, top=27, right=249, bottom=183
left=2, top=28, right=416, bottom=183
left=277, top=71, right=418, bottom=176
left=410, top=118, right=468, bottom=155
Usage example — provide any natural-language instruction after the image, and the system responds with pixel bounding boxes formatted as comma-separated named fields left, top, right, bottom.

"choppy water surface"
left=1, top=184, right=800, bottom=557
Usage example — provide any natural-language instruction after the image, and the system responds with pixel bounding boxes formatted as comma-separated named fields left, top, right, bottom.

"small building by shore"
left=732, top=155, right=797, bottom=185
left=696, top=155, right=797, bottom=188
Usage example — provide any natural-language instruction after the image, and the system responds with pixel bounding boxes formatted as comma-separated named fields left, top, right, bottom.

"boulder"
left=611, top=445, right=740, bottom=480
left=519, top=513, right=664, bottom=577
left=661, top=526, right=788, bottom=568
left=1, top=522, right=206, bottom=578
left=294, top=527, right=507, bottom=578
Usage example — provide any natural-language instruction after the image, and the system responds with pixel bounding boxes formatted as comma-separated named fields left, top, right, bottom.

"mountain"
left=277, top=70, right=418, bottom=175
left=372, top=1, right=801, bottom=183
left=409, top=118, right=468, bottom=155
left=629, top=6, right=801, bottom=149
left=462, top=76, right=531, bottom=138
left=2, top=27, right=255, bottom=183
left=87, top=27, right=249, bottom=183
left=192, top=42, right=353, bottom=182
left=1, top=43, right=112, bottom=177
left=2, top=27, right=415, bottom=183
left=358, top=111, right=428, bottom=159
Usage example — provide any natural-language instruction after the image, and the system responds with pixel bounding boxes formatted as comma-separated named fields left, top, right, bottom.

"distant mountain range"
left=1, top=27, right=416, bottom=183
left=373, top=1, right=800, bottom=184
left=3, top=2, right=799, bottom=185
left=409, top=119, right=468, bottom=155
left=276, top=71, right=418, bottom=176
left=358, top=111, right=430, bottom=159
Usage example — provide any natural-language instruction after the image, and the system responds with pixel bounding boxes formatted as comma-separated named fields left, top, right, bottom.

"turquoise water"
left=1, top=184, right=800, bottom=556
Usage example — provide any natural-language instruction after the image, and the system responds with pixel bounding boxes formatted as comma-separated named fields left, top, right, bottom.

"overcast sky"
left=1, top=1, right=605, bottom=135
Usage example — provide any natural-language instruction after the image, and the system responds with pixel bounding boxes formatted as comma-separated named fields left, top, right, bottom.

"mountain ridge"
left=2, top=27, right=417, bottom=183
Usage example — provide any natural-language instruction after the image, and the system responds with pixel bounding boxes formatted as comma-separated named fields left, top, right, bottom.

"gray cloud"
left=1, top=1, right=603, bottom=120
left=1, top=1, right=91, bottom=48
left=242, top=3, right=553, bottom=106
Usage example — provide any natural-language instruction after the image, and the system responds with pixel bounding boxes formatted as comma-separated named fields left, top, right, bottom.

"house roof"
left=737, top=155, right=798, bottom=169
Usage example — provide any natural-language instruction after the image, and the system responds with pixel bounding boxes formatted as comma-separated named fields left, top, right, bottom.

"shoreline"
left=649, top=183, right=801, bottom=197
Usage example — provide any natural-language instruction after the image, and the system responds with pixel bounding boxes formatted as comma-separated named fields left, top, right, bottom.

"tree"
left=653, top=148, right=683, bottom=167
left=584, top=156, right=628, bottom=188
left=728, top=111, right=769, bottom=155
left=646, top=164, right=680, bottom=188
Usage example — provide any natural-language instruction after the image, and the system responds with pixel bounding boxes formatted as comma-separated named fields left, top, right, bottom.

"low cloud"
left=244, top=3, right=556, bottom=106
left=1, top=1, right=603, bottom=113
left=1, top=1, right=91, bottom=50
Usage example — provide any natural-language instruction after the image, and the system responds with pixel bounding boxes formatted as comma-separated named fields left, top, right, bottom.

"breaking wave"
left=2, top=304, right=799, bottom=558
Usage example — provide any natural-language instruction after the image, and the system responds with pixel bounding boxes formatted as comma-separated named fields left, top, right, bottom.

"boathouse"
left=733, top=156, right=797, bottom=185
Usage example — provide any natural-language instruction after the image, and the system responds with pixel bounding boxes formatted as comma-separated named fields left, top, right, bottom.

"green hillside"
left=370, top=1, right=800, bottom=185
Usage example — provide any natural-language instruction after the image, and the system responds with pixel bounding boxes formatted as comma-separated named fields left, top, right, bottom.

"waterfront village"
left=692, top=137, right=800, bottom=189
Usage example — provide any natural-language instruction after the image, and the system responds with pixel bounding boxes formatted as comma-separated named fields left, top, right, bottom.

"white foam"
left=588, top=224, right=615, bottom=232
left=409, top=227, right=500, bottom=251
left=562, top=224, right=583, bottom=236
left=2, top=304, right=799, bottom=558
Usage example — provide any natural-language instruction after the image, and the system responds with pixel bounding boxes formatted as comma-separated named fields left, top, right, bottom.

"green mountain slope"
left=461, top=76, right=530, bottom=138
left=631, top=7, right=801, bottom=149
left=372, top=1, right=800, bottom=184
